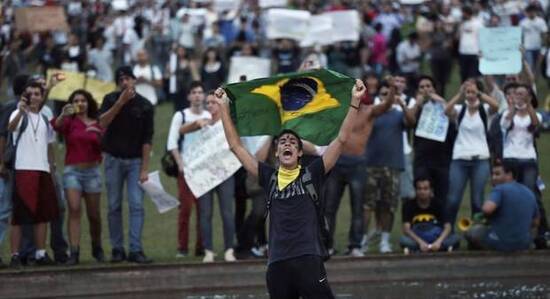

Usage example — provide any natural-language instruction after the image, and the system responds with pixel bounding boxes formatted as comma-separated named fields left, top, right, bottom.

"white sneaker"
left=403, top=247, right=410, bottom=255
left=379, top=241, right=393, bottom=253
left=224, top=248, right=236, bottom=262
left=202, top=250, right=215, bottom=263
left=350, top=248, right=365, bottom=257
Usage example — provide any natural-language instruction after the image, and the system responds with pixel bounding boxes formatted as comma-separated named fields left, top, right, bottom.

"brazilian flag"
left=224, top=69, right=355, bottom=145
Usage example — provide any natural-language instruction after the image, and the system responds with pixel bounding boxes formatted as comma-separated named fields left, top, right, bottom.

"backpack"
left=3, top=114, right=49, bottom=170
left=265, top=166, right=331, bottom=261
left=161, top=110, right=185, bottom=177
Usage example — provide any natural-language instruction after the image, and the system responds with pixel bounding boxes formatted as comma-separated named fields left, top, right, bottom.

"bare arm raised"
left=321, top=79, right=364, bottom=173
left=214, top=88, right=260, bottom=178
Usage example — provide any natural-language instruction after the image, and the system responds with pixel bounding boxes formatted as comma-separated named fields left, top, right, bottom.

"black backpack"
left=161, top=110, right=185, bottom=177
left=265, top=167, right=331, bottom=261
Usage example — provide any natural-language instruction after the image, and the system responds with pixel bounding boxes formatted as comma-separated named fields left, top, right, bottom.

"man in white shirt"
left=396, top=32, right=422, bottom=89
left=133, top=49, right=163, bottom=105
left=520, top=4, right=548, bottom=75
left=458, top=6, right=484, bottom=82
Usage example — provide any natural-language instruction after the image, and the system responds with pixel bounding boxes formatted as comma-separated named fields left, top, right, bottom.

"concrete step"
left=1, top=251, right=549, bottom=298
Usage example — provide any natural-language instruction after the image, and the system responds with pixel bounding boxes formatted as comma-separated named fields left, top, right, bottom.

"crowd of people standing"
left=0, top=0, right=548, bottom=269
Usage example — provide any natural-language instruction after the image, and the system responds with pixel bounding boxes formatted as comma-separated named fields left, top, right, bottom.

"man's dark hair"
left=188, top=81, right=204, bottom=93
left=23, top=81, right=45, bottom=96
left=492, top=160, right=515, bottom=178
left=462, top=5, right=473, bottom=16
left=13, top=74, right=31, bottom=96
left=414, top=176, right=432, bottom=188
left=526, top=4, right=539, bottom=13
left=276, top=129, right=303, bottom=151
left=417, top=75, right=436, bottom=89
left=374, top=23, right=383, bottom=32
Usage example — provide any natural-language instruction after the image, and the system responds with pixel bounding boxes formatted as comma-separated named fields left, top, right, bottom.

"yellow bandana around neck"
left=277, top=165, right=302, bottom=191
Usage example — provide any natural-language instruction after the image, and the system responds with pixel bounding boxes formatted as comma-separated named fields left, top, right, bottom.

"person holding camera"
left=52, top=89, right=104, bottom=265
left=7, top=81, right=59, bottom=266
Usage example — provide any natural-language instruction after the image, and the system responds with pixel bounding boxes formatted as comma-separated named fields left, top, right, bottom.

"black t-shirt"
left=402, top=198, right=447, bottom=228
left=99, top=91, right=154, bottom=158
left=258, top=158, right=326, bottom=265
left=273, top=47, right=300, bottom=74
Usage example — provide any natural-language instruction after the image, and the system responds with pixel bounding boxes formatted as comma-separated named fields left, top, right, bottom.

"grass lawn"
left=0, top=68, right=549, bottom=264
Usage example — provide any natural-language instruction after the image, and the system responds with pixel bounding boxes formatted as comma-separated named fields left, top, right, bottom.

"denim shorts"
left=63, top=165, right=102, bottom=193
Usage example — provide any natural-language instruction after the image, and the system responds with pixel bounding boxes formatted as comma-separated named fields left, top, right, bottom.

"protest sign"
left=260, top=0, right=288, bottom=8
left=140, top=171, right=180, bottom=214
left=46, top=69, right=116, bottom=104
left=111, top=0, right=129, bottom=11
left=266, top=9, right=311, bottom=41
left=300, top=15, right=333, bottom=47
left=400, top=0, right=426, bottom=4
left=213, top=0, right=240, bottom=12
left=324, top=10, right=361, bottom=43
left=415, top=101, right=449, bottom=142
left=15, top=7, right=69, bottom=33
left=479, top=27, right=522, bottom=75
left=183, top=121, right=242, bottom=198
left=227, top=56, right=271, bottom=83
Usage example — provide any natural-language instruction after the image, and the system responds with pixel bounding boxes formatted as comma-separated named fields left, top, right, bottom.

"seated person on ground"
left=466, top=162, right=540, bottom=252
left=400, top=177, right=459, bottom=253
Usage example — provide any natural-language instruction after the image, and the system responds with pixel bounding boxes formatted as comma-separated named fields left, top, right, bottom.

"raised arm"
left=215, top=88, right=259, bottom=178
left=321, top=79, right=364, bottom=173
left=445, top=87, right=463, bottom=119
left=99, top=88, right=135, bottom=128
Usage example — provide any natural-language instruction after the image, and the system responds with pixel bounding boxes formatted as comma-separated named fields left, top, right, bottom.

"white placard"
left=400, top=0, right=426, bottom=4
left=183, top=121, right=242, bottom=198
left=479, top=27, right=522, bottom=75
left=140, top=171, right=180, bottom=213
left=324, top=10, right=360, bottom=43
left=111, top=0, right=129, bottom=11
left=176, top=8, right=208, bottom=27
left=414, top=101, right=449, bottom=142
left=260, top=0, right=288, bottom=8
left=228, top=56, right=271, bottom=83
left=213, top=0, right=241, bottom=12
left=266, top=8, right=311, bottom=41
left=300, top=15, right=333, bottom=47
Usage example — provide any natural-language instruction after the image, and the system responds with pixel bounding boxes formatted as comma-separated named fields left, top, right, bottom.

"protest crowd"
left=0, top=0, right=549, bottom=274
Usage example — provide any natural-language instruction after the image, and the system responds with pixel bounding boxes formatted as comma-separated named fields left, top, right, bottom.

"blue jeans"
left=399, top=233, right=460, bottom=251
left=446, top=159, right=490, bottom=227
left=502, top=159, right=538, bottom=194
left=199, top=176, right=236, bottom=251
left=524, top=50, right=540, bottom=75
left=104, top=153, right=144, bottom=253
left=0, top=177, right=10, bottom=247
left=324, top=163, right=366, bottom=249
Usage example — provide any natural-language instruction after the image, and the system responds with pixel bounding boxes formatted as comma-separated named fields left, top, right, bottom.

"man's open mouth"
left=283, top=149, right=292, bottom=157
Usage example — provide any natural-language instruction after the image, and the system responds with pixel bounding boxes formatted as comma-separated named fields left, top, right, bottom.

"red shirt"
left=52, top=117, right=103, bottom=165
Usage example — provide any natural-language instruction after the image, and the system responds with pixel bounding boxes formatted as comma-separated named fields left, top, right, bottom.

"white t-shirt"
left=396, top=41, right=421, bottom=73
left=520, top=17, right=548, bottom=50
left=452, top=104, right=490, bottom=160
left=501, top=110, right=542, bottom=160
left=459, top=18, right=483, bottom=55
left=166, top=108, right=211, bottom=170
left=133, top=64, right=162, bottom=105
left=9, top=110, right=55, bottom=172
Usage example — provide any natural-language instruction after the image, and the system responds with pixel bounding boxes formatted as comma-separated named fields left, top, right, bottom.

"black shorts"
left=266, top=255, right=335, bottom=299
